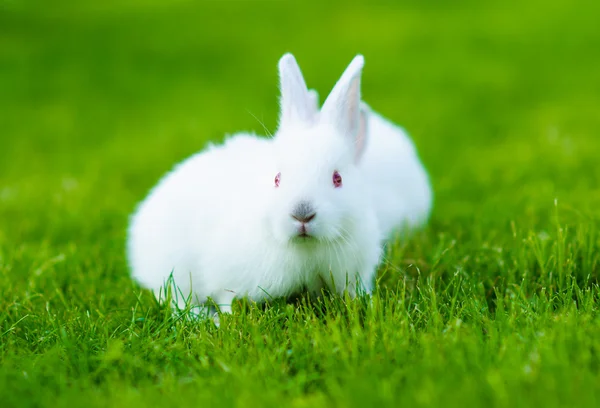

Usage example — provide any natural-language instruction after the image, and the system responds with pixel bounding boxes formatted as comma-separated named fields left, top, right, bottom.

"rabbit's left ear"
left=320, top=55, right=366, bottom=162
left=277, top=53, right=315, bottom=129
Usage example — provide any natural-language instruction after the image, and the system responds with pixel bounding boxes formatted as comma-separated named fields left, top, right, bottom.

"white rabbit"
left=295, top=57, right=432, bottom=240
left=126, top=53, right=382, bottom=317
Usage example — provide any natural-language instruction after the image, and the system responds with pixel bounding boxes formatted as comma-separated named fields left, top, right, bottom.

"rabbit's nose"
left=292, top=212, right=316, bottom=223
left=291, top=201, right=316, bottom=223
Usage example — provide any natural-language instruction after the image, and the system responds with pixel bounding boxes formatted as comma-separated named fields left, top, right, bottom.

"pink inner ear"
left=354, top=108, right=368, bottom=163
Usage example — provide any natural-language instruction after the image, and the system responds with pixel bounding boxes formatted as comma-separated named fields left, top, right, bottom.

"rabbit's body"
left=360, top=105, right=432, bottom=239
left=128, top=134, right=273, bottom=307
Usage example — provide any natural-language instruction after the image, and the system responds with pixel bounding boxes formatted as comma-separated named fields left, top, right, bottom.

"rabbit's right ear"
left=320, top=55, right=366, bottom=162
left=277, top=53, right=314, bottom=129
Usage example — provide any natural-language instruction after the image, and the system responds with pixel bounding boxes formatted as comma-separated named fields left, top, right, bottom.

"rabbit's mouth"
left=297, top=223, right=314, bottom=239
left=286, top=221, right=320, bottom=242
left=292, top=231, right=316, bottom=242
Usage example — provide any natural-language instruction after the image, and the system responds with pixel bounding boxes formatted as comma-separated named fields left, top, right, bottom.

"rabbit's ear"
left=355, top=102, right=369, bottom=162
left=320, top=55, right=366, bottom=162
left=277, top=53, right=314, bottom=128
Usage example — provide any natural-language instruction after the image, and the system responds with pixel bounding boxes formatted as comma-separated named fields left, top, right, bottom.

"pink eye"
left=275, top=172, right=281, bottom=187
left=333, top=171, right=342, bottom=188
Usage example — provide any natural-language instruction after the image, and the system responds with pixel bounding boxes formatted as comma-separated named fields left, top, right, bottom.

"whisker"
left=246, top=109, right=273, bottom=138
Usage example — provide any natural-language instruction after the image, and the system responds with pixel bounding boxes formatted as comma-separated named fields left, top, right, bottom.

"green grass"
left=1, top=0, right=600, bottom=406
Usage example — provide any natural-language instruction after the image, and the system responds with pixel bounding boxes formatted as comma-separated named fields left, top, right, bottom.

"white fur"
left=305, top=59, right=432, bottom=240
left=127, top=54, right=382, bottom=315
left=359, top=102, right=432, bottom=238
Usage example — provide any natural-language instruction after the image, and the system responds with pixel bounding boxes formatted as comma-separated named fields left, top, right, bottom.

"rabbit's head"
left=267, top=54, right=370, bottom=245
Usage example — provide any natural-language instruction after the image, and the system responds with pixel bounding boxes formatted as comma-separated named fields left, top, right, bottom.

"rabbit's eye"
left=275, top=172, right=281, bottom=187
left=332, top=171, right=342, bottom=188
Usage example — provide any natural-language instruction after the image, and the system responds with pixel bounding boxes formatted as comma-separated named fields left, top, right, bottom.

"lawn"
left=1, top=0, right=600, bottom=407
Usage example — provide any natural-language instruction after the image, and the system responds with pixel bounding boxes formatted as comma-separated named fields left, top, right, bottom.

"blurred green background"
left=2, top=0, right=599, bottom=237
left=1, top=0, right=600, bottom=406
